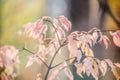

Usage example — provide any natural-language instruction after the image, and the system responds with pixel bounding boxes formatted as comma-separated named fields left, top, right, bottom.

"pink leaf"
left=92, top=31, right=99, bottom=45
left=90, top=28, right=102, bottom=44
left=99, top=60, right=107, bottom=76
left=102, top=35, right=110, bottom=49
left=113, top=36, right=120, bottom=47
left=25, top=55, right=35, bottom=68
left=23, top=22, right=34, bottom=35
left=74, top=63, right=83, bottom=78
left=36, top=73, right=42, bottom=80
left=110, top=30, right=120, bottom=47
left=59, top=16, right=72, bottom=31
left=104, top=59, right=114, bottom=69
left=83, top=57, right=94, bottom=76
left=48, top=62, right=67, bottom=80
left=48, top=69, right=59, bottom=80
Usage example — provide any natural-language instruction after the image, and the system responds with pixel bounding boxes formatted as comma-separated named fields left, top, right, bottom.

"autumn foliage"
left=1, top=16, right=120, bottom=80
left=0, top=46, right=20, bottom=80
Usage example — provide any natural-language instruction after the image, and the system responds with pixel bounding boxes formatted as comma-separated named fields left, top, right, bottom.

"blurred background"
left=0, top=0, right=120, bottom=80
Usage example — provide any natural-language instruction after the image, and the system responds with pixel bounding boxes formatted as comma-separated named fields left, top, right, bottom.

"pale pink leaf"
left=48, top=70, right=59, bottom=80
left=83, top=57, right=94, bottom=76
left=64, top=68, right=74, bottom=80
left=23, top=22, right=34, bottom=35
left=104, top=59, right=114, bottom=69
left=25, top=55, right=35, bottom=68
left=91, top=61, right=99, bottom=80
left=53, top=18, right=66, bottom=40
left=102, top=35, right=110, bottom=49
left=110, top=30, right=120, bottom=47
left=86, top=34, right=93, bottom=47
left=114, top=63, right=120, bottom=68
left=92, top=31, right=99, bottom=45
left=25, top=54, right=42, bottom=68
left=0, top=45, right=20, bottom=68
left=113, top=36, right=120, bottom=47
left=74, top=63, right=83, bottom=78
left=99, top=60, right=107, bottom=76
left=48, top=62, right=67, bottom=80
left=59, top=16, right=72, bottom=31
left=36, top=73, right=42, bottom=80
left=76, top=50, right=82, bottom=63
left=68, top=33, right=80, bottom=63
left=111, top=67, right=120, bottom=80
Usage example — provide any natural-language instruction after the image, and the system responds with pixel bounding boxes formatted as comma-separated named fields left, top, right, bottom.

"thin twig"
left=22, top=47, right=49, bottom=68
left=51, top=57, right=76, bottom=69
left=44, top=68, right=51, bottom=80
left=44, top=41, right=67, bottom=80
left=101, top=30, right=118, bottom=32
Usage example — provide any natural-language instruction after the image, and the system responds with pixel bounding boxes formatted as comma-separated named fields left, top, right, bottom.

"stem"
left=44, top=68, right=50, bottom=80
left=22, top=47, right=49, bottom=68
left=51, top=57, right=76, bottom=69
left=44, top=41, right=66, bottom=80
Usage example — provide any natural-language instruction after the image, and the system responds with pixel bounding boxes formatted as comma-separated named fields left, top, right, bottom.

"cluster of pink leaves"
left=23, top=15, right=120, bottom=80
left=24, top=16, right=71, bottom=68
left=23, top=16, right=72, bottom=80
left=68, top=28, right=120, bottom=80
left=0, top=45, right=20, bottom=80
left=110, top=30, right=120, bottom=47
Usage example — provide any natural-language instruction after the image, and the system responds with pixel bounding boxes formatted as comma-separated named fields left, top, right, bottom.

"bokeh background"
left=0, top=0, right=120, bottom=80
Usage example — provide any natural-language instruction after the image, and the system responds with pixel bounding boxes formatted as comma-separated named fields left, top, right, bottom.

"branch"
left=49, top=40, right=67, bottom=67
left=44, top=41, right=67, bottom=80
left=51, top=57, right=76, bottom=69
left=22, top=47, right=49, bottom=68
left=101, top=30, right=118, bottom=32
